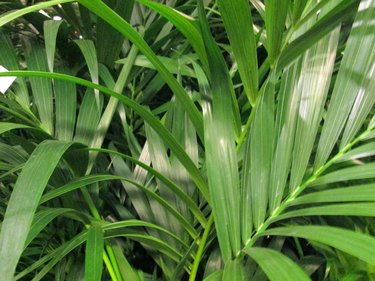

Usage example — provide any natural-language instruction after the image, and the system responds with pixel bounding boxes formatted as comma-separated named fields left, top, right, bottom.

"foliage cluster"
left=0, top=0, right=375, bottom=280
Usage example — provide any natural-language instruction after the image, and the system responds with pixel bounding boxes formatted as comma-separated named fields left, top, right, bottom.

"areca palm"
left=0, top=0, right=375, bottom=280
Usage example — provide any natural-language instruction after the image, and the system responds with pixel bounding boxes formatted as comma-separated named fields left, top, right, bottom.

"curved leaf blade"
left=311, top=163, right=375, bottom=186
left=290, top=184, right=375, bottom=206
left=85, top=226, right=104, bottom=281
left=264, top=225, right=375, bottom=265
left=245, top=247, right=311, bottom=281
left=77, top=0, right=204, bottom=139
left=275, top=203, right=375, bottom=222
left=0, top=140, right=73, bottom=281
left=217, top=0, right=258, bottom=104
left=314, top=0, right=375, bottom=168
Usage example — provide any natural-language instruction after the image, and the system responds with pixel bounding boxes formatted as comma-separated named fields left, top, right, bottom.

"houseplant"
left=0, top=0, right=374, bottom=280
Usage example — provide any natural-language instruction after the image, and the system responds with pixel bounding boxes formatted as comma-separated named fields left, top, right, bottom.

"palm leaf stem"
left=188, top=214, right=214, bottom=281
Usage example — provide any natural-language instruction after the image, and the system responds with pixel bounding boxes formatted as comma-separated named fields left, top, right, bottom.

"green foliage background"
left=0, top=0, right=375, bottom=280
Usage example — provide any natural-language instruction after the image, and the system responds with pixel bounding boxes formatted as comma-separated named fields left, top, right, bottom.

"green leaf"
left=274, top=203, right=375, bottom=221
left=117, top=54, right=197, bottom=77
left=112, top=242, right=143, bottom=281
left=290, top=183, right=375, bottom=206
left=222, top=259, right=246, bottom=281
left=315, top=0, right=375, bottom=168
left=0, top=71, right=209, bottom=203
left=170, top=93, right=199, bottom=222
left=136, top=0, right=208, bottom=70
left=77, top=0, right=204, bottom=139
left=292, top=0, right=309, bottom=24
left=337, top=142, right=375, bottom=162
left=198, top=0, right=241, bottom=260
left=0, top=0, right=73, bottom=28
left=89, top=44, right=138, bottom=169
left=74, top=88, right=102, bottom=146
left=25, top=208, right=89, bottom=248
left=341, top=75, right=375, bottom=148
left=0, top=140, right=73, bottom=281
left=203, top=271, right=223, bottom=281
left=75, top=39, right=100, bottom=106
left=24, top=39, right=54, bottom=134
left=145, top=123, right=185, bottom=237
left=44, top=20, right=62, bottom=72
left=265, top=0, right=290, bottom=67
left=120, top=179, right=199, bottom=238
left=0, top=122, right=32, bottom=134
left=106, top=233, right=183, bottom=263
left=250, top=0, right=265, bottom=17
left=311, top=163, right=375, bottom=186
left=264, top=225, right=375, bottom=265
left=40, top=174, right=124, bottom=203
left=217, top=0, right=259, bottom=104
left=93, top=148, right=206, bottom=226
left=41, top=171, right=198, bottom=238
left=27, top=231, right=88, bottom=281
left=54, top=66, right=77, bottom=141
left=289, top=28, right=340, bottom=191
left=85, top=226, right=104, bottom=281
left=278, top=0, right=359, bottom=71
left=268, top=62, right=301, bottom=212
left=0, top=30, right=29, bottom=106
left=245, top=247, right=311, bottom=281
left=102, top=220, right=186, bottom=247
left=97, top=0, right=134, bottom=66
left=0, top=143, right=27, bottom=165
left=245, top=75, right=275, bottom=231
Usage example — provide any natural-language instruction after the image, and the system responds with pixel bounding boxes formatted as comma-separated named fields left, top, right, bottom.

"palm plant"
left=0, top=0, right=375, bottom=280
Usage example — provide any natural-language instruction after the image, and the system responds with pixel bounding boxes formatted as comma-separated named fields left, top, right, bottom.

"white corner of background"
left=0, top=65, right=16, bottom=94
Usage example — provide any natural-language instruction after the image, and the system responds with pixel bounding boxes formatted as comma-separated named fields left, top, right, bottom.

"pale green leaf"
left=315, top=0, right=375, bottom=168
left=268, top=62, right=301, bottom=212
left=264, top=225, right=375, bottom=265
left=198, top=0, right=241, bottom=260
left=337, top=142, right=375, bottom=162
left=290, top=183, right=375, bottom=206
left=246, top=75, right=275, bottom=231
left=117, top=54, right=197, bottom=77
left=311, top=163, right=375, bottom=186
left=245, top=247, right=311, bottom=281
left=289, top=28, right=340, bottom=191
left=278, top=1, right=359, bottom=70
left=274, top=203, right=375, bottom=221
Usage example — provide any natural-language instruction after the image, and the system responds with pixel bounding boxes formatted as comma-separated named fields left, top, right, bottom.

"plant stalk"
left=189, top=214, right=214, bottom=281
